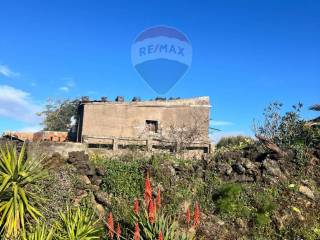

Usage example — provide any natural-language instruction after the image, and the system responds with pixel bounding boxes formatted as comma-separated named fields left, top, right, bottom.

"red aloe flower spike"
left=148, top=199, right=155, bottom=224
left=116, top=223, right=121, bottom=240
left=186, top=207, right=191, bottom=225
left=193, top=201, right=200, bottom=227
left=107, top=212, right=114, bottom=238
left=134, top=198, right=139, bottom=215
left=134, top=222, right=140, bottom=240
left=158, top=231, right=164, bottom=240
left=154, top=199, right=157, bottom=216
left=144, top=173, right=152, bottom=205
left=156, top=188, right=161, bottom=208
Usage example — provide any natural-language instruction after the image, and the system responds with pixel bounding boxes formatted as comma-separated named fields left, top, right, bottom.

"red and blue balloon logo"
left=131, top=26, right=192, bottom=94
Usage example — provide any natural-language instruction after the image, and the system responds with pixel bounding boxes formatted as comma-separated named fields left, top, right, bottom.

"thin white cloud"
left=59, top=77, right=75, bottom=92
left=0, top=85, right=42, bottom=123
left=210, top=120, right=234, bottom=126
left=0, top=65, right=20, bottom=78
left=59, top=86, right=70, bottom=92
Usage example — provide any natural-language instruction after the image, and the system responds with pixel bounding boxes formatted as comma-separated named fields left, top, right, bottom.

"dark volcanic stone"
left=94, top=191, right=112, bottom=207
left=232, top=163, right=246, bottom=174
left=95, top=166, right=106, bottom=176
left=91, top=175, right=103, bottom=186
left=67, top=151, right=95, bottom=176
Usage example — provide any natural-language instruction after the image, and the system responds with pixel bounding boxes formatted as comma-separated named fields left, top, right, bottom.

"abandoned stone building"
left=4, top=131, right=68, bottom=142
left=76, top=96, right=212, bottom=154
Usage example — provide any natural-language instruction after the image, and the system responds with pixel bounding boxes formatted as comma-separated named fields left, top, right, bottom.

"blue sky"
left=0, top=0, right=319, bottom=141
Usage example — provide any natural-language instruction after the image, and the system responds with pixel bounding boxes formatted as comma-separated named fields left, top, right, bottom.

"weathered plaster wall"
left=28, top=142, right=87, bottom=159
left=80, top=97, right=210, bottom=142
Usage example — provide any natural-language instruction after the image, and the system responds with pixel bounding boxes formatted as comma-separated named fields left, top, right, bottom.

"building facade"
left=76, top=96, right=211, bottom=153
left=4, top=131, right=68, bottom=142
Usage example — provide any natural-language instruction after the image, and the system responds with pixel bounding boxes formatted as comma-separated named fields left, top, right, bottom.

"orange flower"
left=144, top=174, right=152, bottom=205
left=148, top=199, right=155, bottom=224
left=193, top=201, right=200, bottom=227
left=158, top=231, right=164, bottom=240
left=156, top=188, right=161, bottom=208
left=153, top=199, right=157, bottom=216
left=107, top=212, right=114, bottom=238
left=186, top=207, right=191, bottom=225
left=116, top=223, right=121, bottom=240
left=134, top=198, right=139, bottom=215
left=134, top=222, right=140, bottom=240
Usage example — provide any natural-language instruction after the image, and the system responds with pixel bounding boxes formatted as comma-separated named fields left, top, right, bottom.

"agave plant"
left=56, top=206, right=102, bottom=240
left=0, top=144, right=46, bottom=238
left=24, top=222, right=55, bottom=240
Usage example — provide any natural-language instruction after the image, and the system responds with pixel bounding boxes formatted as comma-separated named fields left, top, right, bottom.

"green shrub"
left=149, top=155, right=207, bottom=215
left=255, top=213, right=271, bottom=227
left=214, top=183, right=250, bottom=218
left=291, top=143, right=312, bottom=168
left=101, top=158, right=145, bottom=201
left=216, top=136, right=254, bottom=150
left=253, top=192, right=275, bottom=227
left=95, top=156, right=146, bottom=221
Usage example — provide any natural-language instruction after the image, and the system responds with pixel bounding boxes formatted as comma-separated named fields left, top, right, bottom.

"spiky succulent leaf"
left=0, top=144, right=46, bottom=238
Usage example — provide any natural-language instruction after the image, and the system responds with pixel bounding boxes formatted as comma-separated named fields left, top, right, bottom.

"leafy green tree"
left=253, top=102, right=283, bottom=141
left=39, top=99, right=80, bottom=131
left=253, top=102, right=306, bottom=147
left=277, top=103, right=305, bottom=147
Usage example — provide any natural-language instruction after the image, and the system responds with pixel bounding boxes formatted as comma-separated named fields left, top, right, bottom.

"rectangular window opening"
left=145, top=120, right=158, bottom=133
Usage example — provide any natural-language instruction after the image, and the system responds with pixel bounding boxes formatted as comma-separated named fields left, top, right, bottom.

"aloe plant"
left=135, top=208, right=177, bottom=240
left=24, top=223, right=55, bottom=240
left=56, top=206, right=102, bottom=240
left=133, top=208, right=195, bottom=240
left=0, top=144, right=46, bottom=238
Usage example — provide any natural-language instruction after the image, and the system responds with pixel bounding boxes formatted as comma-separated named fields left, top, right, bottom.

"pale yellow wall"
left=80, top=97, right=210, bottom=141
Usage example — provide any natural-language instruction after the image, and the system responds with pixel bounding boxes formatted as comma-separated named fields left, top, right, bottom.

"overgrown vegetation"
left=253, top=102, right=320, bottom=169
left=0, top=101, right=319, bottom=239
